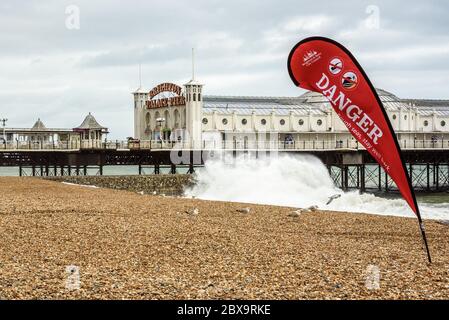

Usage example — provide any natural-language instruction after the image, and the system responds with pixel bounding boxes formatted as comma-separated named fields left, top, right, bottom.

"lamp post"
left=0, top=118, right=7, bottom=145
left=156, top=117, right=165, bottom=142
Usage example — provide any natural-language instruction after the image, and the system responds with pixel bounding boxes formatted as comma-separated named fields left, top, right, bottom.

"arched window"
left=174, top=109, right=180, bottom=128
left=202, top=118, right=208, bottom=124
left=280, top=119, right=285, bottom=125
left=423, top=120, right=429, bottom=127
left=241, top=119, right=247, bottom=125
left=441, top=120, right=446, bottom=127
left=222, top=118, right=228, bottom=125
left=261, top=119, right=267, bottom=125
left=298, top=119, right=304, bottom=126
left=154, top=111, right=161, bottom=127
left=145, top=112, right=151, bottom=127
left=164, top=110, right=170, bottom=128
left=317, top=119, right=323, bottom=126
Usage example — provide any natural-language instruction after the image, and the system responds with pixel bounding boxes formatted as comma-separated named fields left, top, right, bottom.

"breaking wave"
left=185, top=153, right=449, bottom=220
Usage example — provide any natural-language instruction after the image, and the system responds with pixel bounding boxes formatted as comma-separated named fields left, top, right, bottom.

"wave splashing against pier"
left=185, top=154, right=449, bottom=219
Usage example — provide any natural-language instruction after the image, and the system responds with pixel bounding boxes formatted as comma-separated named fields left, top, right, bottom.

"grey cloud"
left=1, top=0, right=448, bottom=139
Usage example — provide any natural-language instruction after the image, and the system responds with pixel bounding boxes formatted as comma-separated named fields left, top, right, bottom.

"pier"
left=1, top=139, right=449, bottom=193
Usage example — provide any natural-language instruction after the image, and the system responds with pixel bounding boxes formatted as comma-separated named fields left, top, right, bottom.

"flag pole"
left=417, top=213, right=432, bottom=263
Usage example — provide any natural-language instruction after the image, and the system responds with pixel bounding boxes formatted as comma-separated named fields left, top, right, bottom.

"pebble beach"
left=1, top=177, right=449, bottom=300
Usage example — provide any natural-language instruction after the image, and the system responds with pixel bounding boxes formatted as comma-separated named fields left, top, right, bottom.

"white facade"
left=134, top=81, right=449, bottom=148
left=184, top=79, right=203, bottom=149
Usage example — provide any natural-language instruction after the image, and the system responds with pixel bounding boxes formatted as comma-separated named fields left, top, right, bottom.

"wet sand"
left=0, top=177, right=448, bottom=299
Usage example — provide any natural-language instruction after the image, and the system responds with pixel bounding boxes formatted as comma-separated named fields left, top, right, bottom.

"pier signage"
left=288, top=36, right=431, bottom=262
left=147, top=82, right=186, bottom=109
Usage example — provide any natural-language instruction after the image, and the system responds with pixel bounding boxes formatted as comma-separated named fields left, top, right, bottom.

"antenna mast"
left=139, top=63, right=142, bottom=88
left=192, top=48, right=195, bottom=80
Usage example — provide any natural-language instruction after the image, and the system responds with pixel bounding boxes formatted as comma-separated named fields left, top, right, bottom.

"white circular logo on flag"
left=341, top=71, right=358, bottom=90
left=329, top=58, right=343, bottom=75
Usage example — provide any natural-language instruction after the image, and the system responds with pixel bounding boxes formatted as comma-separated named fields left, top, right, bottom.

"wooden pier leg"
left=54, top=165, right=57, bottom=176
left=426, top=163, right=430, bottom=191
left=60, top=166, right=64, bottom=176
left=19, top=165, right=22, bottom=177
left=83, top=166, right=87, bottom=176
left=360, top=164, right=365, bottom=193
left=188, top=163, right=195, bottom=174
left=138, top=164, right=142, bottom=175
left=45, top=165, right=49, bottom=176
left=68, top=166, right=72, bottom=176
left=340, top=166, right=345, bottom=190
left=385, top=170, right=388, bottom=192
left=154, top=164, right=160, bottom=175
left=356, top=166, right=360, bottom=188
left=32, top=166, right=36, bottom=177
left=344, top=166, right=349, bottom=190
left=170, top=164, right=176, bottom=174
left=40, top=165, right=43, bottom=176
left=378, top=165, right=382, bottom=191
left=435, top=163, right=439, bottom=190
left=99, top=165, right=103, bottom=176
left=433, top=163, right=436, bottom=188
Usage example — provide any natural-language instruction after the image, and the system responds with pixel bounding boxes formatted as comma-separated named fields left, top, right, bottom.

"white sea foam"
left=185, top=153, right=449, bottom=220
left=61, top=182, right=99, bottom=189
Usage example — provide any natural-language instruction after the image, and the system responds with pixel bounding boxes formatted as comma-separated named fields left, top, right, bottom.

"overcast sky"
left=1, top=0, right=448, bottom=138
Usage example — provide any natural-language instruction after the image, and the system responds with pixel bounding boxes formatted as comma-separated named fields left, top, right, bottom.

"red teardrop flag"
left=288, top=36, right=431, bottom=262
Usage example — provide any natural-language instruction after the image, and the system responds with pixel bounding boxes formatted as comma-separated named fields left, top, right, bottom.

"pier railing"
left=1, top=139, right=449, bottom=151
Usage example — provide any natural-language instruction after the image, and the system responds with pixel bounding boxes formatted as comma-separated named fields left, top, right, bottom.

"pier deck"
left=1, top=144, right=449, bottom=193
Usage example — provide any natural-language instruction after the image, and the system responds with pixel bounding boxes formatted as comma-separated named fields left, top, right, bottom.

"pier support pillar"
left=378, top=165, right=382, bottom=191
left=356, top=165, right=360, bottom=188
left=154, top=164, right=160, bottom=175
left=188, top=163, right=195, bottom=174
left=426, top=163, right=430, bottom=191
left=341, top=166, right=348, bottom=190
left=340, top=166, right=344, bottom=190
left=409, top=163, right=413, bottom=188
left=436, top=163, right=439, bottom=190
left=170, top=164, right=176, bottom=174
left=360, top=165, right=365, bottom=193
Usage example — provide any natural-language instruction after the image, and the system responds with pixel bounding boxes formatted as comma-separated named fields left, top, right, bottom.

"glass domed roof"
left=298, top=88, right=408, bottom=111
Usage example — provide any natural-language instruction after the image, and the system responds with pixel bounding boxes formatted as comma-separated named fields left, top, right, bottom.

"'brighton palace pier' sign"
left=146, top=83, right=186, bottom=109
